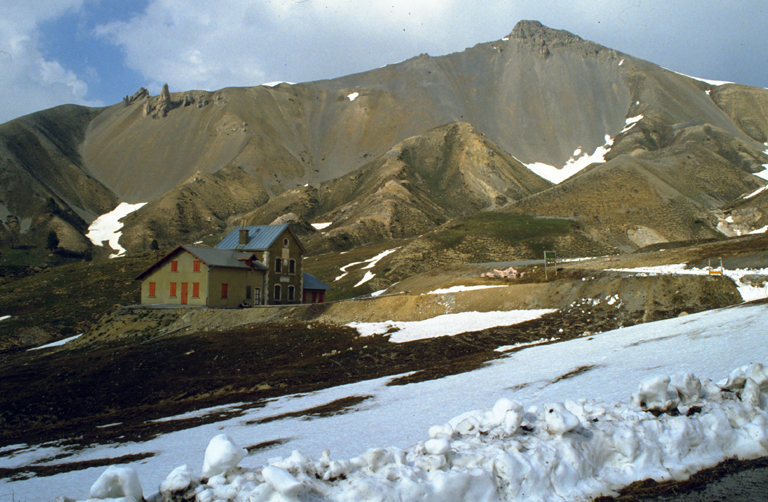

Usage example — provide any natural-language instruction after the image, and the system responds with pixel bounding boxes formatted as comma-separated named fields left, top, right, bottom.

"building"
left=135, top=245, right=268, bottom=308
left=136, top=224, right=331, bottom=307
left=215, top=224, right=306, bottom=305
left=303, top=272, right=333, bottom=303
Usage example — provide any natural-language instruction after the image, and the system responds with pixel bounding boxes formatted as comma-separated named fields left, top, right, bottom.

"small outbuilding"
left=302, top=272, right=333, bottom=303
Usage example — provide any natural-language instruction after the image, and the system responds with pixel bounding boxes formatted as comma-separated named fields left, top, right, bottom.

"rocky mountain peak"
left=507, top=20, right=584, bottom=57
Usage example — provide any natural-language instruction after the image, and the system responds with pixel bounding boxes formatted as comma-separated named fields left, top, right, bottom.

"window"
left=170, top=282, right=177, bottom=297
left=274, top=284, right=281, bottom=301
left=275, top=257, right=282, bottom=273
left=288, top=285, right=295, bottom=301
left=149, top=282, right=156, bottom=297
left=246, top=286, right=251, bottom=300
left=193, top=260, right=201, bottom=272
left=192, top=282, right=200, bottom=298
left=289, top=259, right=296, bottom=274
left=254, top=288, right=261, bottom=305
left=221, top=283, right=228, bottom=299
left=283, top=238, right=289, bottom=247
left=170, top=260, right=178, bottom=272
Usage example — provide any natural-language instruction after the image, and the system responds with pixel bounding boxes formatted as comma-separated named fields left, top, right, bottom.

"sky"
left=0, top=0, right=766, bottom=125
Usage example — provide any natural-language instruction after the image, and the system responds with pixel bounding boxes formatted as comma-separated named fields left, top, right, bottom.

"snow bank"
left=74, top=364, right=768, bottom=502
left=0, top=315, right=10, bottom=322
left=27, top=334, right=82, bottom=351
left=312, top=222, right=332, bottom=230
left=86, top=202, right=147, bottom=258
left=347, top=92, right=359, bottom=101
left=608, top=264, right=768, bottom=302
left=348, top=310, right=555, bottom=343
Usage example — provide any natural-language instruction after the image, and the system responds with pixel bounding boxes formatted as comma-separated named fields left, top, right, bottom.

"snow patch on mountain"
left=523, top=134, right=614, bottom=184
left=86, top=202, right=147, bottom=258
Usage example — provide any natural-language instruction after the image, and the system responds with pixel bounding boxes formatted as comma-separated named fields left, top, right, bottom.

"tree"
left=46, top=231, right=59, bottom=252
left=150, top=239, right=160, bottom=259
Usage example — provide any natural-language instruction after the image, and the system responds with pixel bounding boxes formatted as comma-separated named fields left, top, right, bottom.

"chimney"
left=239, top=228, right=249, bottom=245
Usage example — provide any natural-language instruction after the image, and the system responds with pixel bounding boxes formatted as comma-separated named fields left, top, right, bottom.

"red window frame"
left=170, top=282, right=177, bottom=297
left=221, top=283, right=228, bottom=299
left=193, top=261, right=201, bottom=272
left=170, top=260, right=178, bottom=272
left=149, top=282, right=156, bottom=297
left=192, top=282, right=200, bottom=298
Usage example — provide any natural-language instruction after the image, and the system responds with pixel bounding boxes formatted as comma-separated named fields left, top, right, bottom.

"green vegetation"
left=0, top=252, right=158, bottom=350
left=427, top=212, right=575, bottom=253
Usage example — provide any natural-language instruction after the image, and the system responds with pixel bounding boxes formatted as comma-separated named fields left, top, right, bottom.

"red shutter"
left=192, top=282, right=200, bottom=298
left=170, top=282, right=177, bottom=297
left=193, top=261, right=201, bottom=272
left=171, top=261, right=178, bottom=272
left=149, top=282, right=156, bottom=297
left=221, top=283, right=228, bottom=299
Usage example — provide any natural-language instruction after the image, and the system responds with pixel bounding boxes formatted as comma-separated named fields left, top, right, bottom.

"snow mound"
left=73, top=364, right=768, bottom=502
left=201, top=434, right=247, bottom=479
left=87, top=465, right=143, bottom=501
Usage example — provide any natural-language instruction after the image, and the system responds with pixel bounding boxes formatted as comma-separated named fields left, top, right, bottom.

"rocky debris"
left=481, top=266, right=523, bottom=279
left=712, top=208, right=766, bottom=237
left=122, top=87, right=149, bottom=106
left=740, top=274, right=768, bottom=288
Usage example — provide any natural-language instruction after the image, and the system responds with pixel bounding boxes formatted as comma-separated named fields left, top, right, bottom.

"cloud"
left=0, top=0, right=103, bottom=124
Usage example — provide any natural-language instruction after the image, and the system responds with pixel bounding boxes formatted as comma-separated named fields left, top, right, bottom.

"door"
left=254, top=287, right=261, bottom=306
left=181, top=282, right=188, bottom=305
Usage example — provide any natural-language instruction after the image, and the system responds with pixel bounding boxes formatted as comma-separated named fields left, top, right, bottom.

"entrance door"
left=181, top=282, right=188, bottom=305
left=254, top=287, right=261, bottom=306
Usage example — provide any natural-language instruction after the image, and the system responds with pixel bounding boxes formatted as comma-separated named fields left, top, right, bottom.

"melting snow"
left=261, top=81, right=295, bottom=87
left=347, top=92, right=359, bottom=102
left=744, top=185, right=768, bottom=199
left=24, top=304, right=768, bottom=502
left=524, top=134, right=614, bottom=184
left=0, top=315, right=10, bottom=322
left=347, top=310, right=555, bottom=343
left=425, top=285, right=506, bottom=295
left=336, top=248, right=400, bottom=284
left=620, top=114, right=643, bottom=134
left=27, top=334, right=82, bottom=351
left=86, top=202, right=147, bottom=258
left=312, top=222, right=332, bottom=230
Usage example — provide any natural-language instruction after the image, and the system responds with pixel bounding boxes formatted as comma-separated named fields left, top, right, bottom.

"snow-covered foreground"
left=2, top=304, right=768, bottom=502
left=85, top=202, right=147, bottom=258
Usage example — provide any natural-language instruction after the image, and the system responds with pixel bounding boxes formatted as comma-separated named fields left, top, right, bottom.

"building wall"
left=140, top=250, right=209, bottom=306
left=207, top=267, right=265, bottom=309
left=262, top=229, right=303, bottom=305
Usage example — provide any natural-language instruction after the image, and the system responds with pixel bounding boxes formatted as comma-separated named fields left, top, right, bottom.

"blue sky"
left=1, top=0, right=766, bottom=124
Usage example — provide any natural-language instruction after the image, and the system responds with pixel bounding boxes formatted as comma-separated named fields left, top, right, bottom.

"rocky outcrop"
left=142, top=83, right=175, bottom=118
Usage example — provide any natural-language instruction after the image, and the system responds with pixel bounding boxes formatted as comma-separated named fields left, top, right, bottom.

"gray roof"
left=216, top=224, right=297, bottom=251
left=184, top=246, right=268, bottom=271
left=135, top=245, right=267, bottom=280
left=303, top=272, right=333, bottom=290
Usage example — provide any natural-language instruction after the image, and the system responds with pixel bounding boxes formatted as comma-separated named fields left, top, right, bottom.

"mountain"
left=2, top=20, right=768, bottom=272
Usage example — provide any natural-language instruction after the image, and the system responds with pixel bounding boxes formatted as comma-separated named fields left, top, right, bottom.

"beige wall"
left=140, top=249, right=265, bottom=308
left=207, top=267, right=265, bottom=309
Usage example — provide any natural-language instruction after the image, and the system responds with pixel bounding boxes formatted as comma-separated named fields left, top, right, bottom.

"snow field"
left=347, top=310, right=556, bottom=343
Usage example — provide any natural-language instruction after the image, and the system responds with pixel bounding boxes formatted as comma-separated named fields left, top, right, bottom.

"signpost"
left=544, top=250, right=557, bottom=280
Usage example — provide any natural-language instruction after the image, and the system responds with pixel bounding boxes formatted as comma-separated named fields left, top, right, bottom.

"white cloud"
left=0, top=1, right=103, bottom=124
